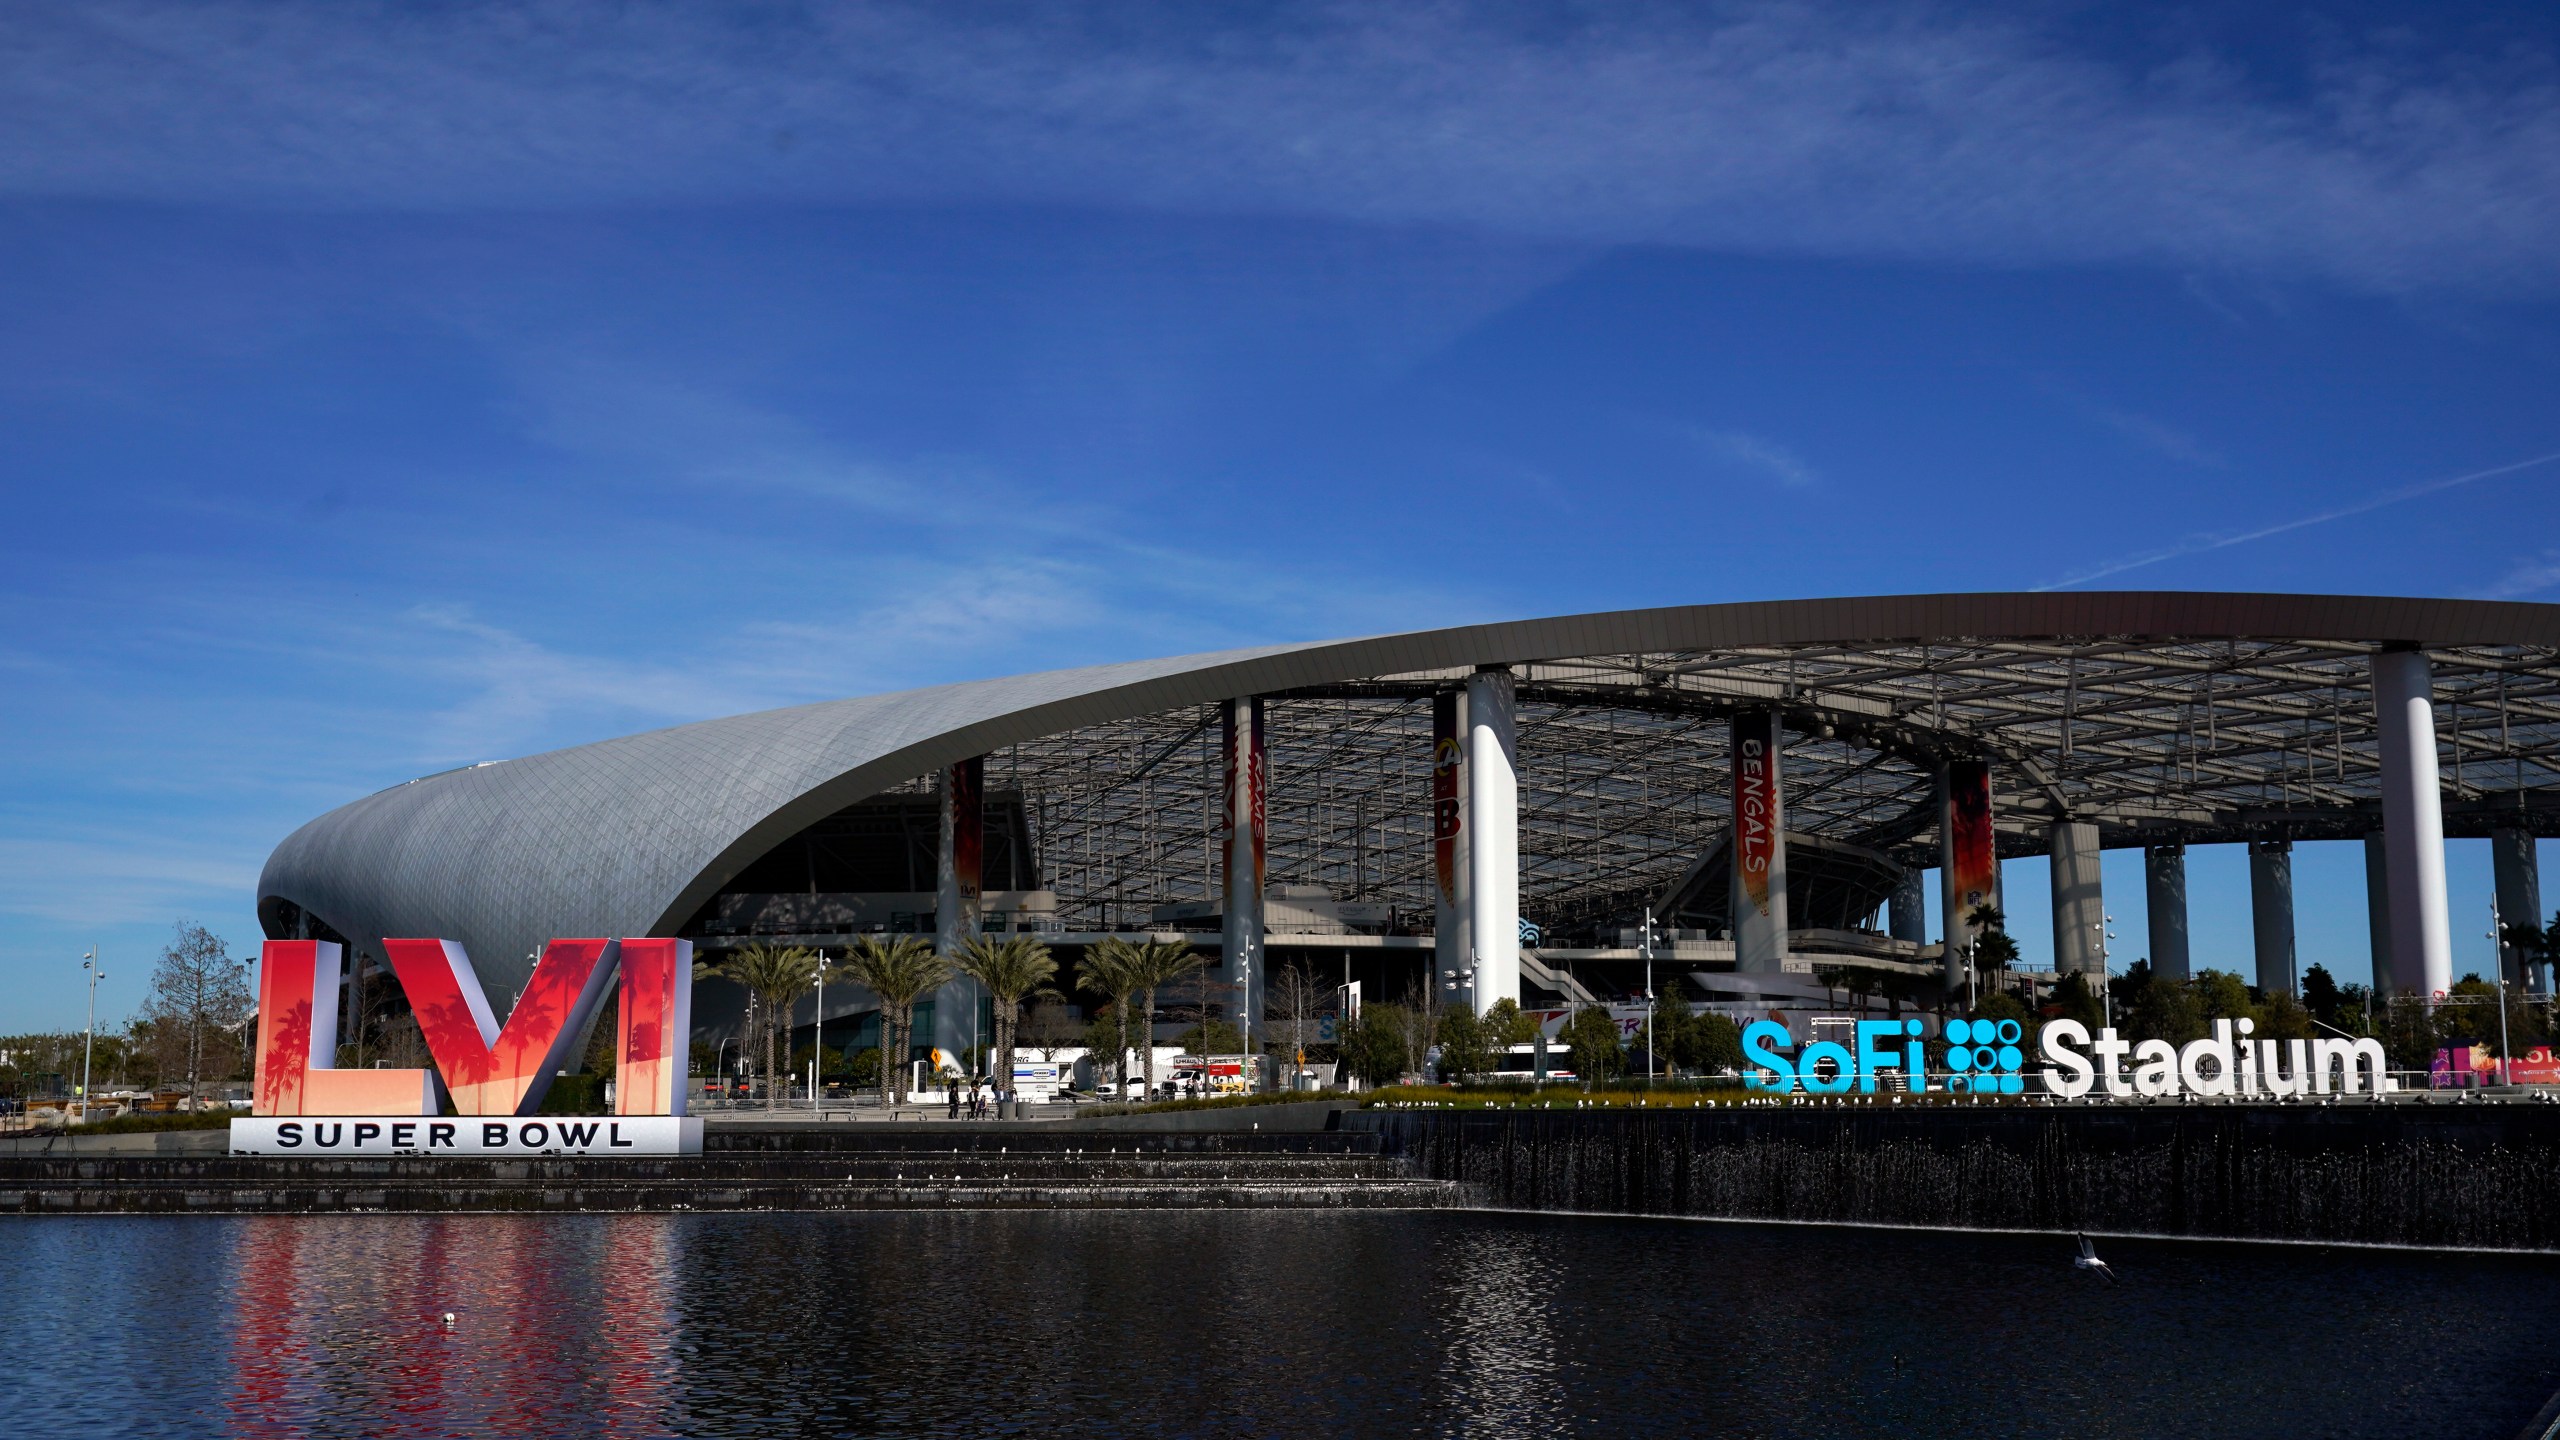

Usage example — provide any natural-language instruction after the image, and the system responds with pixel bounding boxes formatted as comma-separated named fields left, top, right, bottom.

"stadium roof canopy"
left=260, top=592, right=2560, bottom=994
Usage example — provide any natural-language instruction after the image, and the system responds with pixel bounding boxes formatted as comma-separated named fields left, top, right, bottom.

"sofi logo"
left=1742, top=1016, right=2025, bottom=1095
left=251, top=937, right=692, bottom=1120
left=1742, top=1019, right=1929, bottom=1093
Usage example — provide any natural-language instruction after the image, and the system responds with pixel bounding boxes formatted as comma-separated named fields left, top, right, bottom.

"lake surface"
left=5, top=1209, right=2556, bottom=1438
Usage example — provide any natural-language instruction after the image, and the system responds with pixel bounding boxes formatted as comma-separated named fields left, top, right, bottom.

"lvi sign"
left=229, top=937, right=701, bottom=1156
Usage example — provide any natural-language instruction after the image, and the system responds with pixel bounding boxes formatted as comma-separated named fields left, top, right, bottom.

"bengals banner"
left=1730, top=707, right=1789, bottom=970
left=1223, top=697, right=1267, bottom=899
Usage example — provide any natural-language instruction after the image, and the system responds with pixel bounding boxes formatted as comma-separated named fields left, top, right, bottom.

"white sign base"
left=230, top=1116, right=702, bottom=1156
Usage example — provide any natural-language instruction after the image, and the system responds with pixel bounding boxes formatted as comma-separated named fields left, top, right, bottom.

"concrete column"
left=1730, top=707, right=1789, bottom=974
left=2491, top=826, right=2542, bottom=990
left=2145, top=844, right=2190, bottom=981
left=2372, top=650, right=2455, bottom=1000
left=1938, top=760, right=1997, bottom=992
left=1465, top=667, right=1520, bottom=1013
left=2049, top=820, right=2103, bottom=978
left=932, top=756, right=986, bottom=1066
left=1431, top=689, right=1471, bottom=1006
left=2249, top=838, right=2297, bottom=997
left=2364, top=831, right=2395, bottom=1001
left=1888, top=869, right=1928, bottom=944
left=1220, top=696, right=1267, bottom=1054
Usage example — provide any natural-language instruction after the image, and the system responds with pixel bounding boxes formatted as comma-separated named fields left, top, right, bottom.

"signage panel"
left=230, top=1116, right=701, bottom=1156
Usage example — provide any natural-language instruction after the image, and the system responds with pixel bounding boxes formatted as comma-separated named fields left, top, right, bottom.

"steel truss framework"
left=826, top=638, right=2560, bottom=938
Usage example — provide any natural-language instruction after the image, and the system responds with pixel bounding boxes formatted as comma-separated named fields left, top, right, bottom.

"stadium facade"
left=258, top=593, right=2560, bottom=1058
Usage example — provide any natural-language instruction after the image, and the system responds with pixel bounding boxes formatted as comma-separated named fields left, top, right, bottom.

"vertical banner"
left=615, top=937, right=694, bottom=1117
left=1222, top=697, right=1268, bottom=1047
left=947, top=756, right=984, bottom=913
left=1432, top=691, right=1464, bottom=907
left=1942, top=759, right=1998, bottom=939
left=382, top=937, right=617, bottom=1115
left=1730, top=707, right=1790, bottom=973
left=250, top=940, right=436, bottom=1117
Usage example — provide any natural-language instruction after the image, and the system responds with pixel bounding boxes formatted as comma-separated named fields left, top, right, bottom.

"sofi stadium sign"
left=231, top=937, right=699, bottom=1156
left=1742, top=1017, right=2399, bottom=1099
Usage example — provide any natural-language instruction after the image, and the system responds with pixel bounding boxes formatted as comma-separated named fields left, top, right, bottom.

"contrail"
left=2035, top=449, right=2560, bottom=591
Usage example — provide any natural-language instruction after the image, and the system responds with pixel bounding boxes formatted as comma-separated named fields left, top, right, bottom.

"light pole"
left=2091, top=915, right=2116, bottom=1030
left=811, top=950, right=830, bottom=1110
left=1641, top=906, right=1658, bottom=1083
left=79, top=948, right=103, bottom=1122
left=2488, top=902, right=2512, bottom=1089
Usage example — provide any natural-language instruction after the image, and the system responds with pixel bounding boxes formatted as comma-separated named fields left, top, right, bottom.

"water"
left=4, top=1210, right=2556, bottom=1438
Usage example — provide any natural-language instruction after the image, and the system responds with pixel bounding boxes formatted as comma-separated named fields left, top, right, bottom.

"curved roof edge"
left=257, top=591, right=2560, bottom=991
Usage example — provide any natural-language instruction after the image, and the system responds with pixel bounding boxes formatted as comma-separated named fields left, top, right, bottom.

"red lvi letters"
left=251, top=937, right=693, bottom=1117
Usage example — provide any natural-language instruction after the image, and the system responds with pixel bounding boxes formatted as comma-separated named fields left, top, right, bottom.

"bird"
left=441, top=1311, right=457, bottom=1328
left=2073, top=1234, right=2115, bottom=1284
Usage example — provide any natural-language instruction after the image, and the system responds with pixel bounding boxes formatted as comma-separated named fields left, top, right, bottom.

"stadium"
left=256, top=592, right=2560, bottom=1070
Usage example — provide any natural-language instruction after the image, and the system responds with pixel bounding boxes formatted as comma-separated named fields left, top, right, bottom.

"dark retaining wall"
left=1344, top=1104, right=2560, bottom=1250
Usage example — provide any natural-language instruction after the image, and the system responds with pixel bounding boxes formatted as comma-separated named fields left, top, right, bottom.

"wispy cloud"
left=2037, top=380, right=2227, bottom=469
left=2479, top=550, right=2560, bottom=601
left=2, top=4, right=2556, bottom=294
left=1692, top=428, right=1820, bottom=487
left=2037, top=450, right=2560, bottom=590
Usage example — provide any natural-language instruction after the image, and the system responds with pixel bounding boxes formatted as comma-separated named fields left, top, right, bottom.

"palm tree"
left=842, top=935, right=950, bottom=1107
left=955, top=934, right=1059, bottom=1100
left=1078, top=939, right=1145, bottom=1096
left=1124, top=938, right=1205, bottom=1101
left=699, top=943, right=821, bottom=1110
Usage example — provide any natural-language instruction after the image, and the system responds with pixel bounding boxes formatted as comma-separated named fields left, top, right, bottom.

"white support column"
left=1730, top=707, right=1789, bottom=975
left=2363, top=830, right=2395, bottom=1001
left=2145, top=844, right=2190, bottom=981
left=2249, top=838, right=2297, bottom=996
left=1466, top=667, right=1520, bottom=1013
left=932, top=757, right=986, bottom=1068
left=1432, top=688, right=1472, bottom=1007
left=2049, top=820, right=2103, bottom=979
left=1221, top=696, right=1267, bottom=1058
left=2491, top=826, right=2542, bottom=990
left=2372, top=650, right=2454, bottom=1001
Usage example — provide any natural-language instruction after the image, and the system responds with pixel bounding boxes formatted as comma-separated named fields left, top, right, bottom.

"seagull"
left=2073, top=1234, right=2115, bottom=1284
left=441, top=1311, right=458, bottom=1328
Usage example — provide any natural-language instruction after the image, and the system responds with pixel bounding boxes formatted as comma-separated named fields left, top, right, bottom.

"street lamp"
left=1641, top=906, right=1659, bottom=1083
left=810, top=949, right=831, bottom=1110
left=2488, top=901, right=2512, bottom=1089
left=79, top=948, right=104, bottom=1123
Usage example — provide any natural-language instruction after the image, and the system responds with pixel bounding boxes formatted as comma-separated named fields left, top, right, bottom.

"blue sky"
left=4, top=2, right=2558, bottom=1028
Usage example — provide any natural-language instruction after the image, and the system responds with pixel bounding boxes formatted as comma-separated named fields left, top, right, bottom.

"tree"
left=699, top=944, right=820, bottom=1109
left=1484, top=997, right=1537, bottom=1048
left=1560, top=1005, right=1625, bottom=1084
left=2051, top=974, right=2104, bottom=1033
left=1640, top=988, right=1692, bottom=1077
left=1018, top=996, right=1083, bottom=1064
left=1077, top=939, right=1145, bottom=1096
left=1336, top=1002, right=1409, bottom=1087
left=2127, top=971, right=2207, bottom=1046
left=2192, top=969, right=2256, bottom=1027
left=1687, top=1011, right=1744, bottom=1075
left=1124, top=939, right=1204, bottom=1100
left=841, top=935, right=950, bottom=1107
left=955, top=934, right=1058, bottom=1096
left=1435, top=1005, right=1492, bottom=1081
left=2301, top=963, right=2345, bottom=1025
left=1391, top=984, right=1441, bottom=1080
left=1175, top=1016, right=1247, bottom=1054
left=1267, top=963, right=1329, bottom=1086
left=144, top=922, right=252, bottom=1106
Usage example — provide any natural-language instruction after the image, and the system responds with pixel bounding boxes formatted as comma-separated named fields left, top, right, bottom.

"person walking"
left=946, top=1081, right=960, bottom=1120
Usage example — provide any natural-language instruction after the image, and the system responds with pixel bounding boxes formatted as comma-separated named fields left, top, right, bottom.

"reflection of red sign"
left=1733, top=711, right=1778, bottom=917
left=253, top=937, right=693, bottom=1118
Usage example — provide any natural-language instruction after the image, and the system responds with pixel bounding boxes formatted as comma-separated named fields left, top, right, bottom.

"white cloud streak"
left=2, top=3, right=2556, bottom=294
left=1693, top=428, right=1819, bottom=487
left=2036, top=450, right=2560, bottom=591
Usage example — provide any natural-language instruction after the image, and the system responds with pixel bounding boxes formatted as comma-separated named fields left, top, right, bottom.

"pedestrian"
left=947, top=1082, right=960, bottom=1120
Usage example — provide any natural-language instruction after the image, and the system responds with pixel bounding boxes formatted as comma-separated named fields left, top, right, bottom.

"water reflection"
left=0, top=1212, right=2555, bottom=1438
